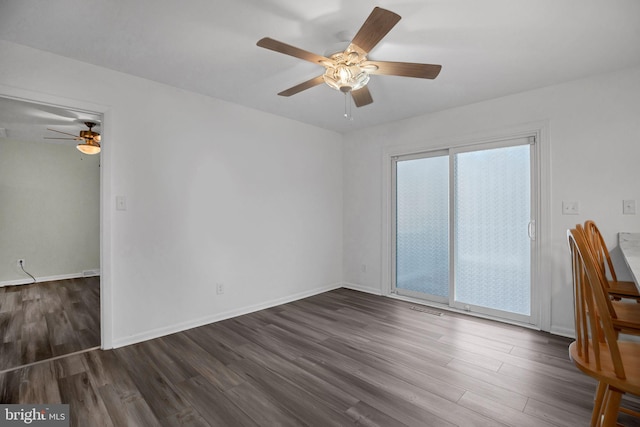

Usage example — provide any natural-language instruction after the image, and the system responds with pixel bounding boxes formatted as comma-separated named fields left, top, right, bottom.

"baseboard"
left=341, top=282, right=384, bottom=296
left=550, top=325, right=575, bottom=339
left=111, top=282, right=343, bottom=349
left=0, top=270, right=100, bottom=288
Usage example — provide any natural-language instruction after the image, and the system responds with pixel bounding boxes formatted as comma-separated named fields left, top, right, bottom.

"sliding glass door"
left=393, top=137, right=535, bottom=323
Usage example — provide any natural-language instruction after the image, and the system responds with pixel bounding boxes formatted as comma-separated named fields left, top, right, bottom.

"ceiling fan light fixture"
left=76, top=140, right=101, bottom=155
left=46, top=121, right=102, bottom=154
left=323, top=63, right=370, bottom=93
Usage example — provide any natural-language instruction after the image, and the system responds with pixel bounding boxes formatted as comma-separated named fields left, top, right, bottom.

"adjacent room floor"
left=1, top=288, right=639, bottom=426
left=0, top=277, right=100, bottom=372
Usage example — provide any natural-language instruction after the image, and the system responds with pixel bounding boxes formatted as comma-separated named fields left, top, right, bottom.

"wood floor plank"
left=160, top=407, right=212, bottom=427
left=346, top=400, right=409, bottom=427
left=3, top=310, right=24, bottom=343
left=54, top=353, right=88, bottom=379
left=96, top=384, right=141, bottom=427
left=18, top=361, right=62, bottom=404
left=21, top=319, right=53, bottom=363
left=292, top=354, right=457, bottom=427
left=236, top=340, right=359, bottom=413
left=523, top=396, right=593, bottom=427
left=228, top=358, right=355, bottom=426
left=83, top=349, right=139, bottom=398
left=176, top=375, right=257, bottom=427
left=161, top=332, right=244, bottom=391
left=0, top=369, right=21, bottom=403
left=352, top=365, right=503, bottom=427
left=458, top=390, right=558, bottom=427
left=101, top=384, right=162, bottom=427
left=447, top=357, right=595, bottom=415
left=0, top=277, right=100, bottom=371
left=114, top=344, right=193, bottom=420
left=58, top=371, right=114, bottom=427
left=182, top=326, right=245, bottom=366
left=224, top=381, right=305, bottom=427
left=136, top=337, right=201, bottom=385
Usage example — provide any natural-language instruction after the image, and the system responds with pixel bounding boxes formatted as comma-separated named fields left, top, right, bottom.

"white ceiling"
left=1, top=0, right=639, bottom=134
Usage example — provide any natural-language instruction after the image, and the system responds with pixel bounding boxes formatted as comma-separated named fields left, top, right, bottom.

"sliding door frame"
left=382, top=123, right=550, bottom=330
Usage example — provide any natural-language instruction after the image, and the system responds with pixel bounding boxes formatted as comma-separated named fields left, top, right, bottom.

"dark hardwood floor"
left=1, top=288, right=639, bottom=426
left=0, top=277, right=100, bottom=372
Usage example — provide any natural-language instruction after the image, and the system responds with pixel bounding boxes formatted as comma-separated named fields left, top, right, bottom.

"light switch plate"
left=562, top=201, right=580, bottom=215
left=116, top=195, right=127, bottom=211
left=623, top=200, right=636, bottom=215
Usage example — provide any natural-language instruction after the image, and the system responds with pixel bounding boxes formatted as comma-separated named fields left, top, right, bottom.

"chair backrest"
left=568, top=227, right=625, bottom=379
left=584, top=220, right=618, bottom=282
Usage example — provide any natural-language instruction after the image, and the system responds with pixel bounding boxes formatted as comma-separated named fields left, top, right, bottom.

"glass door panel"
left=395, top=154, right=449, bottom=301
left=453, top=144, right=531, bottom=318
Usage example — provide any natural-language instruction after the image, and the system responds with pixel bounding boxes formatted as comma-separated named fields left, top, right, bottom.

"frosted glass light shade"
left=322, top=49, right=370, bottom=93
left=323, top=64, right=370, bottom=93
left=77, top=141, right=101, bottom=155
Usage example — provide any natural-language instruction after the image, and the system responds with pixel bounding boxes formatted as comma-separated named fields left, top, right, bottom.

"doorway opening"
left=0, top=96, right=102, bottom=371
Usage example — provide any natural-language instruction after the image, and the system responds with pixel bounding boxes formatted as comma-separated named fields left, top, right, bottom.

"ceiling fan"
left=257, top=7, right=442, bottom=108
left=46, top=121, right=101, bottom=155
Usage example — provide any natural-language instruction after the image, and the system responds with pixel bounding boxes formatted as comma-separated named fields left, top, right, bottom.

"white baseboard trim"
left=341, top=282, right=384, bottom=296
left=0, top=270, right=100, bottom=288
left=111, top=282, right=343, bottom=349
left=550, top=326, right=575, bottom=339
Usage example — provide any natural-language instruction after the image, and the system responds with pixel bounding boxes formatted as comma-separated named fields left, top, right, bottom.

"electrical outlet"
left=562, top=201, right=580, bottom=215
left=623, top=200, right=636, bottom=215
left=216, top=283, right=224, bottom=295
left=17, top=259, right=25, bottom=268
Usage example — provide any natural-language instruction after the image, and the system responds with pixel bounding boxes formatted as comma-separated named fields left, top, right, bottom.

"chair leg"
left=592, top=382, right=607, bottom=426
left=601, top=387, right=623, bottom=427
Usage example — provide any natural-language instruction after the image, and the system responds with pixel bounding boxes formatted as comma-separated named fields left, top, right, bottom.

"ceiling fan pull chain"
left=344, top=92, right=348, bottom=119
left=344, top=92, right=354, bottom=121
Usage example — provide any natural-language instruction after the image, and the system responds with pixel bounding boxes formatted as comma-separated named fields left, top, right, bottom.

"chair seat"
left=609, top=280, right=640, bottom=299
left=570, top=340, right=640, bottom=396
left=612, top=300, right=640, bottom=333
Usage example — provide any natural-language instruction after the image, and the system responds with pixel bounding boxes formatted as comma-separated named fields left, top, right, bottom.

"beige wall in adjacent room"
left=0, top=137, right=100, bottom=283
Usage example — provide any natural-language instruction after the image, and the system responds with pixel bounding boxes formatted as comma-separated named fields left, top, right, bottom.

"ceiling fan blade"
left=278, top=75, right=325, bottom=97
left=364, top=61, right=442, bottom=79
left=44, top=137, right=80, bottom=140
left=349, top=7, right=401, bottom=54
left=257, top=38, right=331, bottom=65
left=351, top=86, right=373, bottom=107
left=46, top=128, right=80, bottom=137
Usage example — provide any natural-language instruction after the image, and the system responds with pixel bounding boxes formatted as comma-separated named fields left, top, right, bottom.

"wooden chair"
left=568, top=228, right=640, bottom=426
left=584, top=220, right=640, bottom=301
left=576, top=225, right=640, bottom=336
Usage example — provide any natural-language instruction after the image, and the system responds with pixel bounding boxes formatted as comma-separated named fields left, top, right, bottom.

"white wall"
left=0, top=137, right=100, bottom=284
left=0, top=41, right=343, bottom=347
left=343, top=65, right=640, bottom=336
